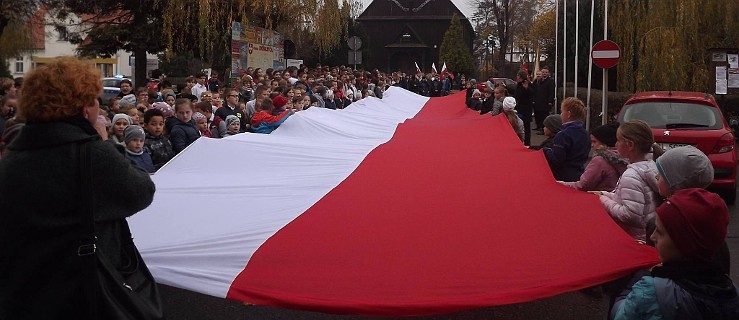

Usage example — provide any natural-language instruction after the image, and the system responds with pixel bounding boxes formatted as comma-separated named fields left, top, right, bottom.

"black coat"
left=533, top=77, right=555, bottom=111
left=513, top=80, right=535, bottom=114
left=0, top=120, right=155, bottom=319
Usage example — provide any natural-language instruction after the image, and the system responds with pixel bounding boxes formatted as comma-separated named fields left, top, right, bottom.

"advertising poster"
left=231, top=22, right=284, bottom=77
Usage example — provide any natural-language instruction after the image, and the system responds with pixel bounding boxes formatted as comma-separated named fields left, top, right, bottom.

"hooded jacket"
left=544, top=121, right=591, bottom=182
left=563, top=148, right=628, bottom=191
left=599, top=160, right=661, bottom=241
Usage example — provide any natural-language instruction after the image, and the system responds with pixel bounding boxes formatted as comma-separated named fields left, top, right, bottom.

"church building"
left=357, top=0, right=474, bottom=74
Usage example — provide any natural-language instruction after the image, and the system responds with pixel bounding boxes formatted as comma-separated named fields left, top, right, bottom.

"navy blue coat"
left=544, top=121, right=591, bottom=182
left=169, top=118, right=200, bottom=154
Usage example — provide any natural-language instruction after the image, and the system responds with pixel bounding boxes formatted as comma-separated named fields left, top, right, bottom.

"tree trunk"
left=134, top=46, right=148, bottom=89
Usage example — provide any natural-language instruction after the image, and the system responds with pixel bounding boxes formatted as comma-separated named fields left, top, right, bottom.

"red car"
left=617, top=91, right=737, bottom=203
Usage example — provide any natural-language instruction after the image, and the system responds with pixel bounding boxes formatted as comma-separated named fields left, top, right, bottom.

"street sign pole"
left=602, top=0, right=609, bottom=125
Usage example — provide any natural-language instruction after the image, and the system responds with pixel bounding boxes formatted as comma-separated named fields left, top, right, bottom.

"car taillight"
left=712, top=133, right=735, bottom=153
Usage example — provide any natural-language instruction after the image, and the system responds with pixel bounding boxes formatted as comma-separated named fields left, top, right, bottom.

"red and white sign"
left=129, top=88, right=658, bottom=316
left=592, top=40, right=621, bottom=69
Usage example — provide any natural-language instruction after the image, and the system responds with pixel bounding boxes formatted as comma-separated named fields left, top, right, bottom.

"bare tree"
left=470, top=0, right=537, bottom=66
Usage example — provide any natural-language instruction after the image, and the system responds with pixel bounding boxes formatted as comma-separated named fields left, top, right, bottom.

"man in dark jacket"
left=533, top=67, right=555, bottom=134
left=513, top=70, right=535, bottom=146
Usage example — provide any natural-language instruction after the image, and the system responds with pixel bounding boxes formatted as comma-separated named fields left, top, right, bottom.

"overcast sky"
left=358, top=0, right=476, bottom=20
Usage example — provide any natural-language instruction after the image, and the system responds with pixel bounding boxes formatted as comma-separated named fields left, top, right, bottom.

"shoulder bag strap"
left=77, top=140, right=98, bottom=318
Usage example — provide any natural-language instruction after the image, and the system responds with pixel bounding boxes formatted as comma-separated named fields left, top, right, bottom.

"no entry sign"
left=592, top=40, right=621, bottom=69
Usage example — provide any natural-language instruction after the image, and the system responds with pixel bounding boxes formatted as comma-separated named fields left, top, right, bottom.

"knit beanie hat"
left=656, top=146, right=714, bottom=192
left=543, top=114, right=563, bottom=134
left=112, top=113, right=132, bottom=126
left=124, top=125, right=145, bottom=144
left=591, top=122, right=619, bottom=147
left=152, top=102, right=174, bottom=117
left=192, top=112, right=206, bottom=122
left=226, top=114, right=240, bottom=128
left=273, top=96, right=288, bottom=109
left=656, top=188, right=729, bottom=262
left=119, top=94, right=137, bottom=108
left=472, top=89, right=481, bottom=96
left=502, top=97, right=516, bottom=112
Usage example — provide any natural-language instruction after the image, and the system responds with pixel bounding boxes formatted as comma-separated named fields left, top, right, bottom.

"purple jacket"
left=563, top=148, right=628, bottom=191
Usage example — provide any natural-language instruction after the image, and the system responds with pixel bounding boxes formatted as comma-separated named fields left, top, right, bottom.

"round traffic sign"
left=347, top=36, right=362, bottom=51
left=592, top=40, right=621, bottom=69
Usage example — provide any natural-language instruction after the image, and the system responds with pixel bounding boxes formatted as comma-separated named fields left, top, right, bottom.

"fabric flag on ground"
left=128, top=87, right=659, bottom=316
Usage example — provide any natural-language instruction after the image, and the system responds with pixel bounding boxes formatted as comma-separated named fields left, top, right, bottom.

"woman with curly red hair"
left=0, top=57, right=160, bottom=318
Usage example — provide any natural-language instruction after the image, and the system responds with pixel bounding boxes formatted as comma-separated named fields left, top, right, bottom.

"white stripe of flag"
left=592, top=50, right=620, bottom=59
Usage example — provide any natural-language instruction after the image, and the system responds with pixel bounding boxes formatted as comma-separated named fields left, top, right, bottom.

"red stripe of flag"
left=227, top=92, right=659, bottom=316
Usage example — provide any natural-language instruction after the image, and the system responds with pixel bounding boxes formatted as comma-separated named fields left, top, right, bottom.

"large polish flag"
left=128, top=87, right=659, bottom=316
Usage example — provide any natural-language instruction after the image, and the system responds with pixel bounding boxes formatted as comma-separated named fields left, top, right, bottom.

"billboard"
left=231, top=22, right=284, bottom=78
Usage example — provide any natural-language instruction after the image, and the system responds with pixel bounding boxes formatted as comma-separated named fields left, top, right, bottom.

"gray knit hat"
left=119, top=94, right=137, bottom=108
left=226, top=114, right=240, bottom=128
left=543, top=114, right=563, bottom=134
left=656, top=145, right=714, bottom=191
left=124, top=125, right=145, bottom=144
left=112, top=113, right=132, bottom=126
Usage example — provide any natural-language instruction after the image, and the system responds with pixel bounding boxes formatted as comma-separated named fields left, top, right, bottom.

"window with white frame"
left=15, top=57, right=23, bottom=73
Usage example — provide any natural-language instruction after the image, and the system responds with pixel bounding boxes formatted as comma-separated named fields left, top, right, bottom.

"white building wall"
left=7, top=12, right=157, bottom=85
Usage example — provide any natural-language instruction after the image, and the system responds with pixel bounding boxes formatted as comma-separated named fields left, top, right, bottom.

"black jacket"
left=0, top=119, right=155, bottom=319
left=533, top=77, right=555, bottom=111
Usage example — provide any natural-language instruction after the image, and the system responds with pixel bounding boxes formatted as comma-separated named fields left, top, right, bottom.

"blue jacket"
left=544, top=121, right=591, bottom=182
left=169, top=118, right=200, bottom=154
left=126, top=149, right=155, bottom=173
left=612, top=275, right=739, bottom=320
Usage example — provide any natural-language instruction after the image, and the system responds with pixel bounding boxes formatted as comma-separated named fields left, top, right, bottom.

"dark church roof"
left=357, top=0, right=471, bottom=22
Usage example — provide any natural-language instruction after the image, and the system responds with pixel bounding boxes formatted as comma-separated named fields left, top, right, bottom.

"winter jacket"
left=467, top=98, right=481, bottom=111
left=126, top=149, right=155, bottom=173
left=599, top=160, right=661, bottom=241
left=611, top=267, right=739, bottom=320
left=0, top=119, right=154, bottom=318
left=544, top=121, right=591, bottom=182
left=491, top=98, right=504, bottom=116
left=169, top=118, right=201, bottom=154
left=144, top=133, right=174, bottom=170
left=529, top=137, right=554, bottom=151
left=215, top=104, right=247, bottom=133
left=533, top=76, right=555, bottom=111
left=563, top=148, right=628, bottom=191
left=480, top=98, right=494, bottom=115
left=251, top=110, right=293, bottom=134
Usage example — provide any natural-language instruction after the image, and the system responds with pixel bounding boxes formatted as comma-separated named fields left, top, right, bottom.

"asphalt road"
left=156, top=126, right=739, bottom=319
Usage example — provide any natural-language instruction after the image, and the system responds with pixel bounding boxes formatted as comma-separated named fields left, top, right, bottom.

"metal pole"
left=563, top=0, right=567, bottom=103
left=574, top=0, right=579, bottom=98
left=602, top=0, right=608, bottom=125
left=554, top=0, right=560, bottom=112
left=586, top=0, right=594, bottom=131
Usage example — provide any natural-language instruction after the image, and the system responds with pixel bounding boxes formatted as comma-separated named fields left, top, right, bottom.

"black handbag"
left=78, top=141, right=165, bottom=319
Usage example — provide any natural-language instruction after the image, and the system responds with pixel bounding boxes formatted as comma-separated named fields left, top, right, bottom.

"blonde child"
left=169, top=98, right=200, bottom=154
left=593, top=120, right=663, bottom=241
